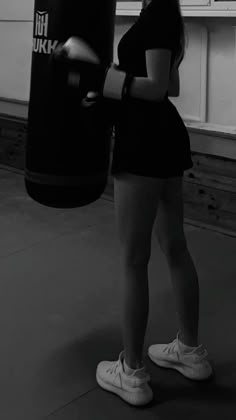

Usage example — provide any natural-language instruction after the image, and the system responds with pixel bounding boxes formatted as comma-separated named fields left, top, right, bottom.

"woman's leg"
left=154, top=176, right=199, bottom=347
left=114, top=173, right=164, bottom=369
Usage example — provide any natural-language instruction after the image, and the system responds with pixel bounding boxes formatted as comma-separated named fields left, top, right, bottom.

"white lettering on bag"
left=33, top=11, right=59, bottom=55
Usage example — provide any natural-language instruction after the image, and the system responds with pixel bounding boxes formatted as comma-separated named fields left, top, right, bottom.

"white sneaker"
left=148, top=332, right=213, bottom=381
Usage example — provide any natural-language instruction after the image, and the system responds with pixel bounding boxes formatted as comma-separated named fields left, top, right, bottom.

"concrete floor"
left=0, top=166, right=235, bottom=420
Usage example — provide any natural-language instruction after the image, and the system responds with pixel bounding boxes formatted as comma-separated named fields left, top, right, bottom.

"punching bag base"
left=25, top=179, right=106, bottom=209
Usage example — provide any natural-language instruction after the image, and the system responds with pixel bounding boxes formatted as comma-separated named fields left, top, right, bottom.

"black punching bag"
left=25, top=0, right=116, bottom=208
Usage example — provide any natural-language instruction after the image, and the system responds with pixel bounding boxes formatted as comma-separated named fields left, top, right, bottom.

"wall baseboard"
left=0, top=114, right=235, bottom=237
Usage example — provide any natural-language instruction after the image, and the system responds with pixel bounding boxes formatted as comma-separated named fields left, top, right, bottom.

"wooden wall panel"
left=183, top=152, right=236, bottom=236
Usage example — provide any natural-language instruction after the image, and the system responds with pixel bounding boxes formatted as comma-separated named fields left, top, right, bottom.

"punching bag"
left=25, top=0, right=116, bottom=208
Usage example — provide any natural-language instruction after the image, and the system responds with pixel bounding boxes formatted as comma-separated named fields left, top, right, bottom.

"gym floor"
left=0, top=166, right=235, bottom=420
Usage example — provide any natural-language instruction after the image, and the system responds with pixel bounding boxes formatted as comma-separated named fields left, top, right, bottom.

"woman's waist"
left=115, top=99, right=185, bottom=131
left=117, top=96, right=173, bottom=118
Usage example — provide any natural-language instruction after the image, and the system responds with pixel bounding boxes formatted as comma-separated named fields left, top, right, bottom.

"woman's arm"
left=84, top=51, right=180, bottom=103
left=83, top=50, right=180, bottom=103
left=128, top=49, right=172, bottom=102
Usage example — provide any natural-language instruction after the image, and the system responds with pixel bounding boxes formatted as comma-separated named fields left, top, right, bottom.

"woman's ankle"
left=178, top=331, right=198, bottom=348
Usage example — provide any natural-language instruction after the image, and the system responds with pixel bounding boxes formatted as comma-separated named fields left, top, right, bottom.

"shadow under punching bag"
left=25, top=0, right=116, bottom=208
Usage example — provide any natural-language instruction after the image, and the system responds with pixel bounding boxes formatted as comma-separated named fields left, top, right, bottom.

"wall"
left=0, top=0, right=33, bottom=118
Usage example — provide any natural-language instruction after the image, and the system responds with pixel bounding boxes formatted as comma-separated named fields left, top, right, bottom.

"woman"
left=97, top=0, right=212, bottom=405
left=88, top=0, right=213, bottom=407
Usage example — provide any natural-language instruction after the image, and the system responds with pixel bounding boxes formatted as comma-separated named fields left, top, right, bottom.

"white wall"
left=207, top=21, right=236, bottom=126
left=0, top=0, right=33, bottom=116
left=171, top=22, right=207, bottom=122
left=0, top=0, right=33, bottom=20
left=0, top=21, right=33, bottom=102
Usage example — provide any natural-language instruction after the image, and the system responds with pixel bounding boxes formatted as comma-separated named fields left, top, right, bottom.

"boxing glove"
left=54, top=37, right=133, bottom=102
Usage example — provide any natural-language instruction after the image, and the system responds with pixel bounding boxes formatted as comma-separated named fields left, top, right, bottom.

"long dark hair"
left=142, top=0, right=187, bottom=67
left=174, top=0, right=187, bottom=66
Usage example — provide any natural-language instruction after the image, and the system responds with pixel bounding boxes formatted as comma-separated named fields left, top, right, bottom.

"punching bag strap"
left=103, top=67, right=133, bottom=101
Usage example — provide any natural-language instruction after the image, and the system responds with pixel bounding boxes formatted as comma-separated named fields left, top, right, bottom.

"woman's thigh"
left=113, top=172, right=165, bottom=265
left=154, top=176, right=187, bottom=257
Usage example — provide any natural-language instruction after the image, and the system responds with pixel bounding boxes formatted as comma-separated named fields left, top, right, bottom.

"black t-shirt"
left=117, top=0, right=181, bottom=78
left=112, top=0, right=181, bottom=130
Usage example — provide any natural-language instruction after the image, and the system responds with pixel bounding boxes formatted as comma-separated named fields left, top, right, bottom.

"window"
left=116, top=1, right=236, bottom=14
left=211, top=0, right=236, bottom=10
left=182, top=0, right=236, bottom=8
left=116, top=2, right=141, bottom=11
left=181, top=1, right=210, bottom=5
left=212, top=0, right=236, bottom=8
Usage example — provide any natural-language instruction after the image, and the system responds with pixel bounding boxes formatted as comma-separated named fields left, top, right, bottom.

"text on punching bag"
left=33, top=11, right=59, bottom=54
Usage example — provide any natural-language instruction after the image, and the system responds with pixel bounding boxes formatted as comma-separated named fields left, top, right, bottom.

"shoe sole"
left=96, top=372, right=154, bottom=406
left=148, top=352, right=213, bottom=381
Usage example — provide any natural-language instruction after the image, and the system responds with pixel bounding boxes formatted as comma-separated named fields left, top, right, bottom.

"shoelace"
left=163, top=339, right=178, bottom=354
left=107, top=361, right=120, bottom=376
left=106, top=360, right=149, bottom=384
left=163, top=339, right=208, bottom=361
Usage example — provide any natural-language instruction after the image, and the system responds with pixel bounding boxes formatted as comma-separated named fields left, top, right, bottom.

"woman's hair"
left=174, top=0, right=187, bottom=66
left=142, top=0, right=187, bottom=66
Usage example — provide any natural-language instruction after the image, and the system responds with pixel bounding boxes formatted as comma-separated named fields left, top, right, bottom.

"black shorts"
left=110, top=99, right=193, bottom=179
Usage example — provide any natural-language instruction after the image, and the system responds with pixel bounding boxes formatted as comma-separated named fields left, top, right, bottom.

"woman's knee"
left=120, top=233, right=152, bottom=266
left=114, top=173, right=164, bottom=266
left=154, top=176, right=188, bottom=258
left=159, top=237, right=188, bottom=260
